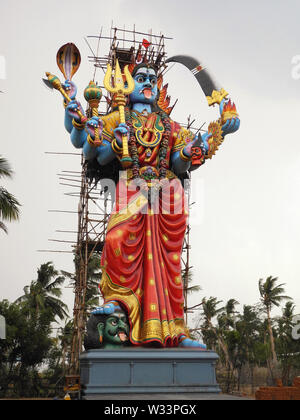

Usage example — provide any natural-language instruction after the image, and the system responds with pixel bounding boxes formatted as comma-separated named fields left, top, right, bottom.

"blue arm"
left=64, top=98, right=117, bottom=164
left=171, top=151, right=191, bottom=174
left=83, top=140, right=116, bottom=164
left=64, top=109, right=73, bottom=134
left=94, top=140, right=116, bottom=166
left=70, top=125, right=87, bottom=149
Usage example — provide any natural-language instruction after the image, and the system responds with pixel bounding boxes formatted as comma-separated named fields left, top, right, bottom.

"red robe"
left=100, top=111, right=193, bottom=347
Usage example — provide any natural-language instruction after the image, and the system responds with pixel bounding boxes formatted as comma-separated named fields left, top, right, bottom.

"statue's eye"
left=111, top=320, right=117, bottom=326
left=150, top=78, right=156, bottom=87
left=136, top=76, right=144, bottom=83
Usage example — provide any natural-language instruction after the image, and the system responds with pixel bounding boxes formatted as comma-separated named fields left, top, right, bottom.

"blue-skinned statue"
left=46, top=40, right=240, bottom=350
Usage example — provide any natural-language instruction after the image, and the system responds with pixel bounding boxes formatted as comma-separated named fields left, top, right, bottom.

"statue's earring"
left=97, top=322, right=104, bottom=346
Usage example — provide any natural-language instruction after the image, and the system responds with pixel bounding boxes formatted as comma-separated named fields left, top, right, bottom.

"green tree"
left=276, top=301, right=300, bottom=385
left=199, top=297, right=235, bottom=372
left=16, top=262, right=68, bottom=322
left=235, top=305, right=265, bottom=392
left=0, top=156, right=20, bottom=233
left=199, top=297, right=223, bottom=350
left=258, top=276, right=291, bottom=366
left=58, top=320, right=74, bottom=375
left=216, top=299, right=239, bottom=392
left=0, top=299, right=53, bottom=398
left=85, top=253, right=102, bottom=309
left=217, top=299, right=239, bottom=331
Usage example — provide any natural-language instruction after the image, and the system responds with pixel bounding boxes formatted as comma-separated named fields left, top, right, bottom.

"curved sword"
left=165, top=55, right=228, bottom=106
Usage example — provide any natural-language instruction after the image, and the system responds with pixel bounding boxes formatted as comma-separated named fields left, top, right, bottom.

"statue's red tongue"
left=143, top=88, right=152, bottom=99
left=118, top=332, right=127, bottom=342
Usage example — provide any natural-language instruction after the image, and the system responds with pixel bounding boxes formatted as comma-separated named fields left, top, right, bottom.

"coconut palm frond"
left=0, top=156, right=14, bottom=179
left=0, top=187, right=20, bottom=222
left=0, top=220, right=8, bottom=233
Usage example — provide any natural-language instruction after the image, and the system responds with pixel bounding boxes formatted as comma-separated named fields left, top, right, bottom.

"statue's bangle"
left=111, top=138, right=123, bottom=155
left=72, top=118, right=85, bottom=131
left=87, top=134, right=98, bottom=147
left=179, top=148, right=191, bottom=162
left=63, top=100, right=67, bottom=109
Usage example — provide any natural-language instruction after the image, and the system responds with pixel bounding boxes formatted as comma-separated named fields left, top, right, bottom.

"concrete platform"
left=80, top=348, right=221, bottom=399
left=84, top=393, right=252, bottom=400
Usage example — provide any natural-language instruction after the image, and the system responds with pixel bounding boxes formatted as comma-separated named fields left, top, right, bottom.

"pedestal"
left=80, top=348, right=220, bottom=398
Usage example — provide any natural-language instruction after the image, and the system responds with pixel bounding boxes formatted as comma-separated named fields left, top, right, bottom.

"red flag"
left=142, top=38, right=151, bottom=49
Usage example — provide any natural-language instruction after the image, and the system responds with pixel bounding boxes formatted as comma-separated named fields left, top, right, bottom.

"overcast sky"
left=0, top=0, right=300, bottom=323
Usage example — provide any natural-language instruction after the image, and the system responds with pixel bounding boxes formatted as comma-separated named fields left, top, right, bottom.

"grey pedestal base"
left=80, top=348, right=220, bottom=398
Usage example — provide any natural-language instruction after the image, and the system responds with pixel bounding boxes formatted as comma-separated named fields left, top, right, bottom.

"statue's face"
left=101, top=311, right=129, bottom=345
left=129, top=66, right=158, bottom=105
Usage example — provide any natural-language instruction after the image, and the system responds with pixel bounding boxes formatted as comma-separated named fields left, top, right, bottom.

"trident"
left=104, top=60, right=135, bottom=168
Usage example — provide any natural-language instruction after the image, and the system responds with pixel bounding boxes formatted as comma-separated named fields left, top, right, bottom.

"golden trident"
left=104, top=60, right=135, bottom=168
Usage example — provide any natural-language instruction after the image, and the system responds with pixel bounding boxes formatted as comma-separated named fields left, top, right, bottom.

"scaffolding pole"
left=69, top=155, right=110, bottom=375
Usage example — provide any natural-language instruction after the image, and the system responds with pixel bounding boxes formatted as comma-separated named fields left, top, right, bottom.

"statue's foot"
left=92, top=301, right=120, bottom=315
left=178, top=336, right=207, bottom=349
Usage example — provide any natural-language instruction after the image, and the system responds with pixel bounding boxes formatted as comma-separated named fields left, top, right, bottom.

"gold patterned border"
left=100, top=270, right=142, bottom=343
left=106, top=192, right=148, bottom=233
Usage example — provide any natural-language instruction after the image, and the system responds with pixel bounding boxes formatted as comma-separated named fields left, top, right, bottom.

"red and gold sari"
left=100, top=111, right=193, bottom=347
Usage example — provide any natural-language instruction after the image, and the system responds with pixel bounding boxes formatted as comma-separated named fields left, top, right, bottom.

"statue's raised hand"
left=62, top=79, right=77, bottom=100
left=86, top=116, right=103, bottom=140
left=220, top=98, right=240, bottom=136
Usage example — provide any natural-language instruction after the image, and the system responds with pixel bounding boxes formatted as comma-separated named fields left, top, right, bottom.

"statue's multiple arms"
left=63, top=80, right=123, bottom=165
left=63, top=81, right=240, bottom=174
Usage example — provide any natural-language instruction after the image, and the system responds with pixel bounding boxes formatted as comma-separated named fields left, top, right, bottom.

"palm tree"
left=217, top=299, right=239, bottom=330
left=258, top=276, right=291, bottom=365
left=201, top=297, right=224, bottom=324
left=16, top=262, right=68, bottom=321
left=236, top=305, right=262, bottom=393
left=276, top=301, right=299, bottom=385
left=282, top=301, right=296, bottom=322
left=0, top=156, right=20, bottom=233
left=58, top=320, right=74, bottom=374
left=200, top=297, right=235, bottom=370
